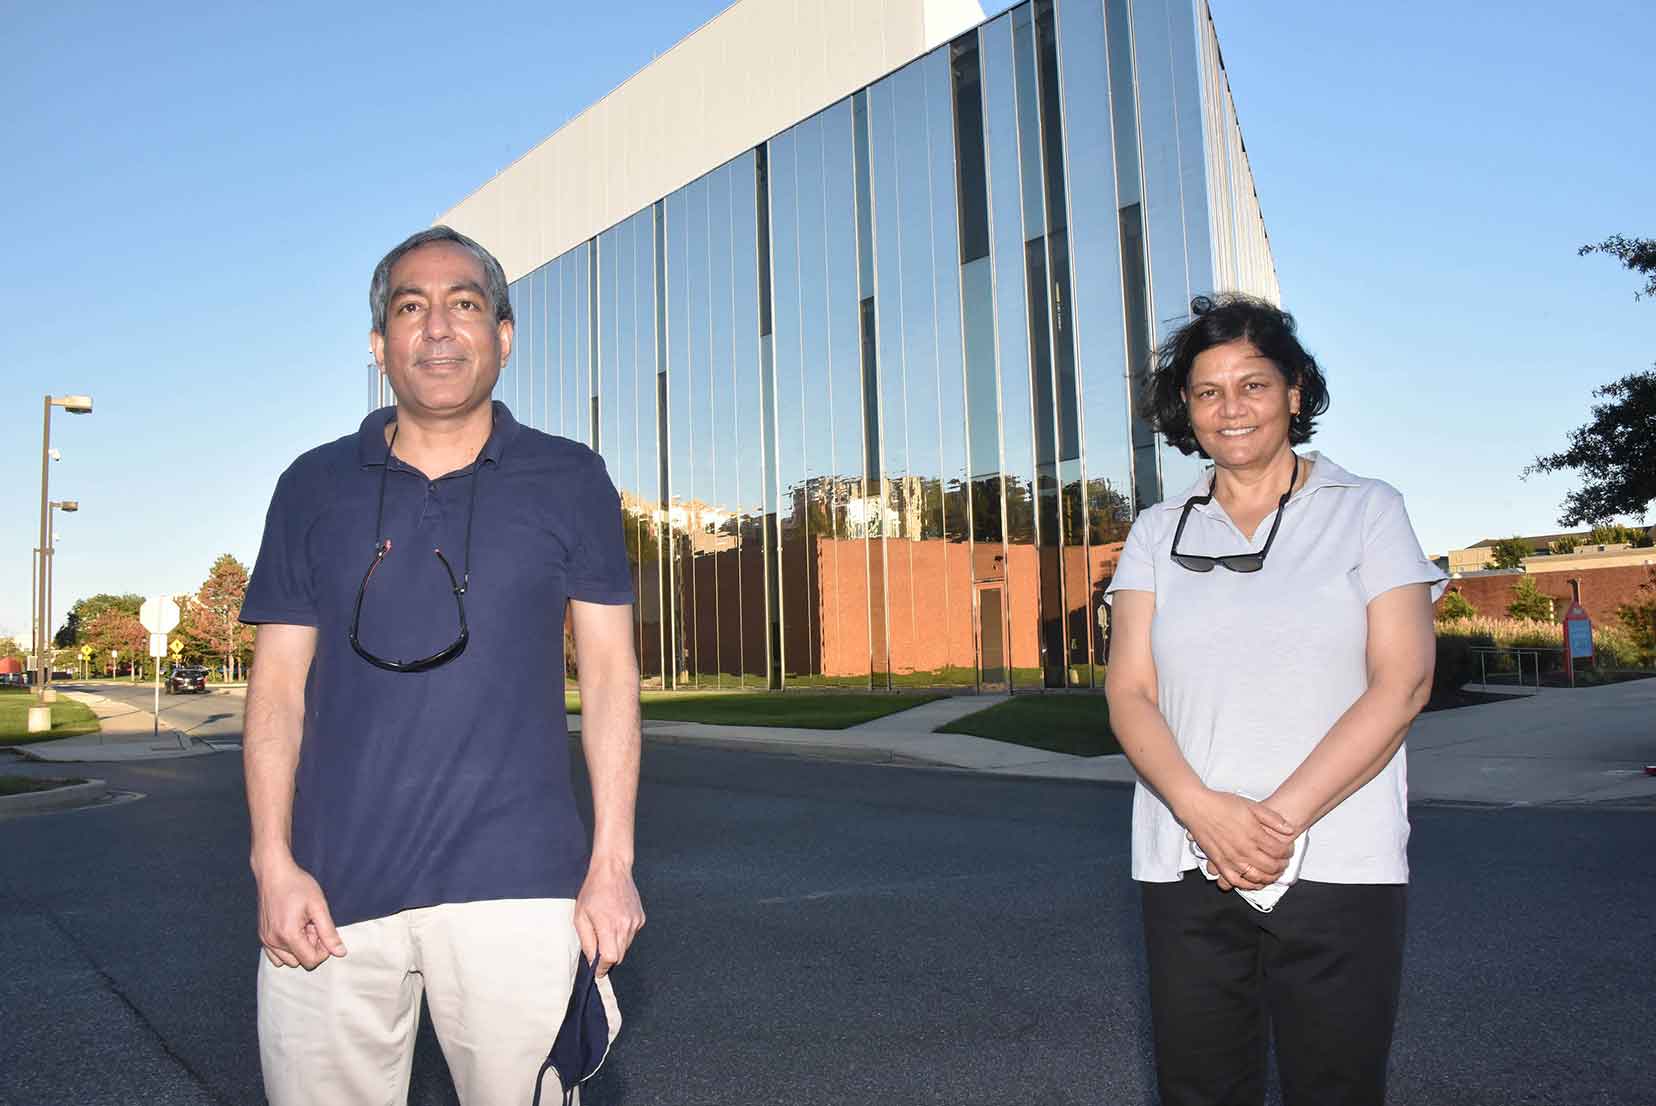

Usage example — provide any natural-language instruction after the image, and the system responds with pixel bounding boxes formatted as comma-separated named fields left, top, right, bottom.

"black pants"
left=1140, top=873, right=1406, bottom=1106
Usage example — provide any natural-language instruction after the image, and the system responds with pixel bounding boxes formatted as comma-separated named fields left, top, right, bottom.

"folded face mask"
left=535, top=951, right=622, bottom=1106
left=1188, top=795, right=1309, bottom=913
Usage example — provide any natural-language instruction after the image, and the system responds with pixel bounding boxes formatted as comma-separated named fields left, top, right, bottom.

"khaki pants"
left=258, top=897, right=580, bottom=1106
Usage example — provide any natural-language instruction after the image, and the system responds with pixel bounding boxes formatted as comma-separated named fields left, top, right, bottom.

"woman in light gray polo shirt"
left=1105, top=294, right=1445, bottom=1106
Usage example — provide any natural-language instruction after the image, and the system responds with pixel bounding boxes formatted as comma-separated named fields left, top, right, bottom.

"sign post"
left=1561, top=581, right=1594, bottom=689
left=139, top=596, right=182, bottom=747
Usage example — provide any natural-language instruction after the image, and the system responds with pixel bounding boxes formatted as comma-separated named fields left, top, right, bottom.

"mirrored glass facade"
left=433, top=0, right=1276, bottom=691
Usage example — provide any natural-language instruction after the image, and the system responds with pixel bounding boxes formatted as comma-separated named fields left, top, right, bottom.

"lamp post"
left=45, top=500, right=77, bottom=683
left=35, top=394, right=91, bottom=701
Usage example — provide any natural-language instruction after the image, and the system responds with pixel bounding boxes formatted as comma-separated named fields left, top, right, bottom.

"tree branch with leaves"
left=1523, top=369, right=1656, bottom=524
left=1579, top=234, right=1656, bottom=300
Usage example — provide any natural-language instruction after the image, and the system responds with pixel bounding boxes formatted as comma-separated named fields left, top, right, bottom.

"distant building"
left=1447, top=527, right=1656, bottom=576
left=1440, top=527, right=1655, bottom=622
left=428, top=0, right=1277, bottom=690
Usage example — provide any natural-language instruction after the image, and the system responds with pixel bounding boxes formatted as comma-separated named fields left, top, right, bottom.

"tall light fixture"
left=45, top=500, right=79, bottom=681
left=36, top=395, right=92, bottom=698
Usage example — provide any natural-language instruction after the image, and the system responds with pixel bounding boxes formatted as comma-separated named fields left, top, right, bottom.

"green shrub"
left=1437, top=590, right=1478, bottom=621
left=1616, top=569, right=1656, bottom=664
left=1506, top=577, right=1556, bottom=621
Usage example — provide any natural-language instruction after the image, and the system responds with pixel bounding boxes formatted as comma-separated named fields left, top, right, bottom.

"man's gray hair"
left=369, top=226, right=514, bottom=334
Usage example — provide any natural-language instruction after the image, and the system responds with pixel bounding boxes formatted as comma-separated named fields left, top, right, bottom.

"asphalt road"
left=67, top=681, right=247, bottom=746
left=1, top=742, right=1651, bottom=1105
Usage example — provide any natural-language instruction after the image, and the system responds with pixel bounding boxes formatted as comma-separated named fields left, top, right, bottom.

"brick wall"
left=1439, top=563, right=1656, bottom=621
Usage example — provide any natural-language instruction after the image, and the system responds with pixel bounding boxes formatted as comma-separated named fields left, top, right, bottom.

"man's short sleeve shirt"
left=242, top=403, right=634, bottom=927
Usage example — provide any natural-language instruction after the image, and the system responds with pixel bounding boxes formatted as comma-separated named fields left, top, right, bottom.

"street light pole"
left=45, top=501, right=78, bottom=683
left=34, top=394, right=91, bottom=700
left=36, top=397, right=50, bottom=695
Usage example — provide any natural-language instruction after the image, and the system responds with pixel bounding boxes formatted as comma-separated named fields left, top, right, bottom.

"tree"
left=54, top=609, right=81, bottom=649
left=1524, top=369, right=1656, bottom=525
left=1617, top=568, right=1656, bottom=660
left=1548, top=536, right=1581, bottom=555
left=82, top=608, right=148, bottom=675
left=1437, top=590, right=1478, bottom=621
left=1589, top=522, right=1652, bottom=548
left=1579, top=234, right=1656, bottom=301
left=70, top=593, right=143, bottom=627
left=1507, top=577, right=1555, bottom=621
left=1487, top=536, right=1532, bottom=570
left=178, top=554, right=253, bottom=679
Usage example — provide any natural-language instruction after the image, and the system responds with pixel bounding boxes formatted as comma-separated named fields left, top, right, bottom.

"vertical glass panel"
left=639, top=206, right=665, bottom=685
left=512, top=273, right=529, bottom=420
left=794, top=116, right=841, bottom=682
left=766, top=130, right=818, bottom=683
left=727, top=151, right=767, bottom=687
left=560, top=254, right=576, bottom=439
left=756, top=146, right=782, bottom=689
left=526, top=265, right=539, bottom=427
left=867, top=75, right=908, bottom=686
left=852, top=88, right=887, bottom=687
left=952, top=34, right=991, bottom=268
left=707, top=163, right=739, bottom=687
left=822, top=101, right=870, bottom=690
left=1105, top=0, right=1142, bottom=208
left=596, top=227, right=619, bottom=473
left=666, top=189, right=695, bottom=686
left=501, top=281, right=519, bottom=403
left=685, top=177, right=715, bottom=685
left=1012, top=6, right=1046, bottom=241
left=585, top=243, right=595, bottom=442
left=981, top=13, right=1040, bottom=689
left=1128, top=0, right=1205, bottom=521
left=1121, top=203, right=1160, bottom=513
left=1059, top=0, right=1135, bottom=685
left=925, top=50, right=975, bottom=686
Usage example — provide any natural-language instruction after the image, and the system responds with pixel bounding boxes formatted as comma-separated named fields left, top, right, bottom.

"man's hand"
left=1180, top=789, right=1296, bottom=891
left=255, top=856, right=346, bottom=970
left=574, top=857, right=645, bottom=977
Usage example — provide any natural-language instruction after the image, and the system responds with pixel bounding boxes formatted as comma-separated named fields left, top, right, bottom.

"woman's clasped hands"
left=1180, top=789, right=1297, bottom=892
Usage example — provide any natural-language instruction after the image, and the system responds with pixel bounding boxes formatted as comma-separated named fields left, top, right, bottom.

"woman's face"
left=1183, top=338, right=1301, bottom=469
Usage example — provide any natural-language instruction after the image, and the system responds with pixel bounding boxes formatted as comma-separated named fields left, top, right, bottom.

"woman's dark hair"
left=1146, top=294, right=1330, bottom=457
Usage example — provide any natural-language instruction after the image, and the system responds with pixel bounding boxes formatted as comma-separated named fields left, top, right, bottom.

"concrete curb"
left=0, top=778, right=108, bottom=816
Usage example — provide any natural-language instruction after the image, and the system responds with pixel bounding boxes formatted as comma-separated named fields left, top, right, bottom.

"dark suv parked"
left=167, top=666, right=209, bottom=694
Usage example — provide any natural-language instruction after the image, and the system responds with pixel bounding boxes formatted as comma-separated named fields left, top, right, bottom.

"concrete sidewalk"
left=584, top=679, right=1656, bottom=805
left=10, top=680, right=1652, bottom=808
left=11, top=691, right=214, bottom=763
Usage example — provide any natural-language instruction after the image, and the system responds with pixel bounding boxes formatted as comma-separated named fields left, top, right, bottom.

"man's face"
left=371, top=242, right=513, bottom=419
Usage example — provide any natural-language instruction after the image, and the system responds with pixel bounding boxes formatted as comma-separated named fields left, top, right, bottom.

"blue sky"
left=3, top=0, right=1652, bottom=645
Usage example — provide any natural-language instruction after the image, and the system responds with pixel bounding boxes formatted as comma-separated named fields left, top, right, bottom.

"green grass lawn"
left=0, top=689, right=100, bottom=745
left=937, top=693, right=1121, bottom=757
left=566, top=689, right=947, bottom=730
left=0, top=775, right=86, bottom=796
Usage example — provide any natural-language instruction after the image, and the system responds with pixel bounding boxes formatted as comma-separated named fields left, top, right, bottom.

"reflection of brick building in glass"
left=434, top=0, right=1275, bottom=690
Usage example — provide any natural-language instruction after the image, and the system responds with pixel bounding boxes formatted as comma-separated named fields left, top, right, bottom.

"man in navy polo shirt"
left=241, top=226, right=644, bottom=1105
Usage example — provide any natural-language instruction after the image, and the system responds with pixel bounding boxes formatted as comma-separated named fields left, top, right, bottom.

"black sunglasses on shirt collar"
left=1169, top=452, right=1298, bottom=574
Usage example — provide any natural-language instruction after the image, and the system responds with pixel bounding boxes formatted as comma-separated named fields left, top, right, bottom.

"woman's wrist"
left=1168, top=781, right=1215, bottom=830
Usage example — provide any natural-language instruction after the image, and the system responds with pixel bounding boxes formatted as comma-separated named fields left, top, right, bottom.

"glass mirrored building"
left=429, top=0, right=1277, bottom=692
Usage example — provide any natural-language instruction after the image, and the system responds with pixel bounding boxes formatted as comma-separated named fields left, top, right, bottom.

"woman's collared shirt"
left=1106, top=452, right=1446, bottom=884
